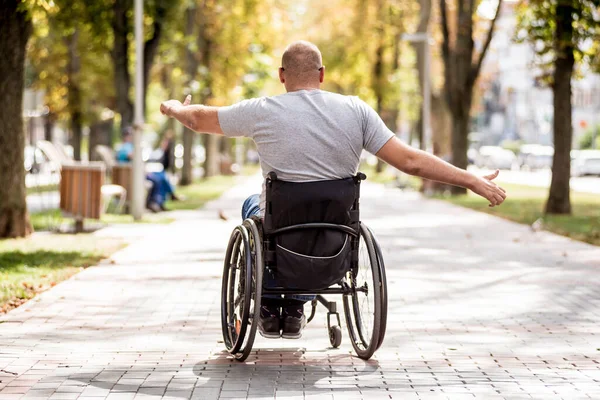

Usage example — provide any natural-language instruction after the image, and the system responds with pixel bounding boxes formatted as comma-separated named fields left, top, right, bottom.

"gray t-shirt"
left=218, top=89, right=395, bottom=212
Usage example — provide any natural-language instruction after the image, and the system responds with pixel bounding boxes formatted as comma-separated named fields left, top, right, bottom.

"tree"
left=158, top=0, right=279, bottom=181
left=516, top=0, right=600, bottom=214
left=439, top=0, right=503, bottom=194
left=110, top=0, right=176, bottom=133
left=0, top=0, right=33, bottom=238
left=307, top=0, right=416, bottom=150
left=372, top=0, right=406, bottom=173
left=66, top=29, right=83, bottom=160
left=28, top=0, right=115, bottom=158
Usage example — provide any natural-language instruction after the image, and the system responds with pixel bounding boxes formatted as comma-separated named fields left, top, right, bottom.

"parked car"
left=571, top=150, right=600, bottom=177
left=467, top=148, right=478, bottom=165
left=475, top=146, right=516, bottom=170
left=517, top=144, right=554, bottom=170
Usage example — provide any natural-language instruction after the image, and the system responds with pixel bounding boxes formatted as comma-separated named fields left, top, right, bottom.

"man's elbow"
left=400, top=153, right=421, bottom=176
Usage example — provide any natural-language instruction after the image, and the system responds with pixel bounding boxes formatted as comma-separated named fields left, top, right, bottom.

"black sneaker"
left=281, top=305, right=306, bottom=339
left=258, top=304, right=281, bottom=339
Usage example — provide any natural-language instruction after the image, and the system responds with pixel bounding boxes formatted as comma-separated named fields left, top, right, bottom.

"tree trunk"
left=89, top=118, right=114, bottom=161
left=194, top=5, right=218, bottom=179
left=180, top=5, right=199, bottom=185
left=373, top=4, right=386, bottom=174
left=0, top=2, right=33, bottom=238
left=545, top=2, right=575, bottom=215
left=449, top=98, right=471, bottom=195
left=204, top=135, right=220, bottom=178
left=112, top=0, right=133, bottom=134
left=439, top=0, right=502, bottom=196
left=44, top=112, right=55, bottom=141
left=413, top=0, right=431, bottom=151
left=67, top=29, right=83, bottom=161
left=181, top=127, right=194, bottom=185
left=142, top=3, right=167, bottom=118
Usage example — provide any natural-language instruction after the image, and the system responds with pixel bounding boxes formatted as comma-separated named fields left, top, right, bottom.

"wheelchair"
left=220, top=172, right=388, bottom=361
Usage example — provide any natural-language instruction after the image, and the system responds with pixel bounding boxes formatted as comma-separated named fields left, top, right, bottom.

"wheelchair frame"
left=221, top=172, right=388, bottom=361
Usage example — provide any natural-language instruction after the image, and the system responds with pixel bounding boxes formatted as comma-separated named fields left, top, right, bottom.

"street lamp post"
left=402, top=32, right=431, bottom=152
left=131, top=0, right=145, bottom=220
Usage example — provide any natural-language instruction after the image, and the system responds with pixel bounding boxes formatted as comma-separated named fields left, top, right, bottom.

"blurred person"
left=160, top=130, right=175, bottom=172
left=116, top=129, right=178, bottom=212
left=160, top=40, right=506, bottom=339
left=158, top=130, right=183, bottom=204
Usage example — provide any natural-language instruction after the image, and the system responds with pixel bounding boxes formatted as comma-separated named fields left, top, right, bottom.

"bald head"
left=280, top=41, right=324, bottom=91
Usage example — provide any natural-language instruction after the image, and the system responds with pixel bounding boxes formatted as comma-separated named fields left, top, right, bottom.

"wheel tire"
left=343, top=223, right=382, bottom=360
left=366, top=225, right=388, bottom=350
left=233, top=218, right=263, bottom=361
left=329, top=325, right=342, bottom=348
left=221, top=225, right=253, bottom=356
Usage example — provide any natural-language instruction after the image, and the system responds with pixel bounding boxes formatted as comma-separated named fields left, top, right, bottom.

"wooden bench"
left=59, top=162, right=105, bottom=232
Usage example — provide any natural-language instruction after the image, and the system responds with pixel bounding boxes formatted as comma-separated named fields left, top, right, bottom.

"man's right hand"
left=160, top=95, right=192, bottom=117
left=470, top=170, right=507, bottom=207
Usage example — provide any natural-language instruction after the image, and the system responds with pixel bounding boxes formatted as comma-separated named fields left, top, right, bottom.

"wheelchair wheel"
left=329, top=325, right=342, bottom=348
left=221, top=225, right=253, bottom=357
left=220, top=220, right=263, bottom=361
left=235, top=218, right=263, bottom=361
left=343, top=223, right=384, bottom=360
left=366, top=225, right=388, bottom=351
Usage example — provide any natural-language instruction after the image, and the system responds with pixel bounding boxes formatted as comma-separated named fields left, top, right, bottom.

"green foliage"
left=29, top=208, right=174, bottom=232
left=27, top=2, right=114, bottom=125
left=515, top=0, right=600, bottom=85
left=25, top=0, right=420, bottom=146
left=578, top=125, right=600, bottom=149
left=501, top=139, right=524, bottom=154
left=294, top=0, right=419, bottom=123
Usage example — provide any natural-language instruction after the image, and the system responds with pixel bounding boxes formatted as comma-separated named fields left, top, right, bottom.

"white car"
left=518, top=144, right=554, bottom=170
left=572, top=150, right=600, bottom=176
left=476, top=146, right=516, bottom=170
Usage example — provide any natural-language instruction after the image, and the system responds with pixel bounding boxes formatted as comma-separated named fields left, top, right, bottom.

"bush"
left=579, top=126, right=600, bottom=149
left=501, top=140, right=524, bottom=155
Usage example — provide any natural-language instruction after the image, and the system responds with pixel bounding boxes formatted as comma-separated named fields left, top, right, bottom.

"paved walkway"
left=2, top=175, right=600, bottom=400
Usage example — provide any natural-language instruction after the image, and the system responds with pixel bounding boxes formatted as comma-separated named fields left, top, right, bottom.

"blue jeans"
left=242, top=194, right=314, bottom=303
left=147, top=171, right=175, bottom=207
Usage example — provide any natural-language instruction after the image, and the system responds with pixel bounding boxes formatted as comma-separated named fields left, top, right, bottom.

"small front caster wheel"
left=329, top=325, right=342, bottom=348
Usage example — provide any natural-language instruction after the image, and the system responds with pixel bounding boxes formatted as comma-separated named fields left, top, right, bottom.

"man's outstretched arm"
left=376, top=137, right=506, bottom=207
left=160, top=95, right=223, bottom=135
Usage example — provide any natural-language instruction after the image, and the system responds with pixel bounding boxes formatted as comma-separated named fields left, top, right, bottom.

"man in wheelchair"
left=161, top=41, right=506, bottom=343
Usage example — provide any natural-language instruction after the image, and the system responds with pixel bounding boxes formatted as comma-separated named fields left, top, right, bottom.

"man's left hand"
left=471, top=169, right=507, bottom=207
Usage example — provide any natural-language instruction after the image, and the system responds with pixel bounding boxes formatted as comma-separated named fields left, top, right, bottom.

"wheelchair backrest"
left=262, top=172, right=365, bottom=290
left=263, top=172, right=364, bottom=234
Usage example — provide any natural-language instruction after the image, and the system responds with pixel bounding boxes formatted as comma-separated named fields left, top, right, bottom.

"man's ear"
left=319, top=66, right=325, bottom=83
left=278, top=67, right=285, bottom=84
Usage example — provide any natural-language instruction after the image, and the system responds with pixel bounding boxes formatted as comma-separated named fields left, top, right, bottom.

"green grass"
left=0, top=234, right=125, bottom=314
left=438, top=183, right=600, bottom=246
left=27, top=183, right=59, bottom=195
left=169, top=166, right=259, bottom=211
left=170, top=175, right=241, bottom=210
left=30, top=209, right=173, bottom=232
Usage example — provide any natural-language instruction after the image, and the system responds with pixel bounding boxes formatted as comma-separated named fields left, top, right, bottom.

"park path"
left=1, top=173, right=600, bottom=400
